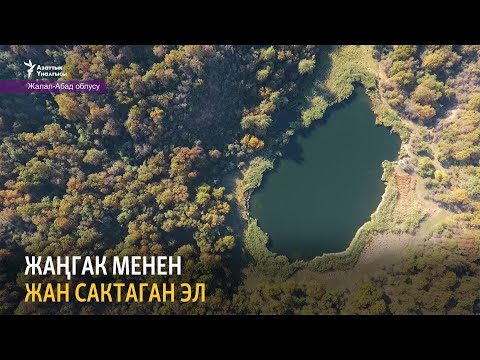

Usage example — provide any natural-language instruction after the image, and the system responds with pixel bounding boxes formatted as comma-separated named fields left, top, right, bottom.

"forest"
left=0, top=45, right=479, bottom=314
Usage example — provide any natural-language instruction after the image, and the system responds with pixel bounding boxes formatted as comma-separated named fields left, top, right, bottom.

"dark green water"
left=250, top=87, right=401, bottom=260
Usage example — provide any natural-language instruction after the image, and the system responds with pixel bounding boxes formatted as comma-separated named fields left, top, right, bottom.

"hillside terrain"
left=0, top=45, right=479, bottom=314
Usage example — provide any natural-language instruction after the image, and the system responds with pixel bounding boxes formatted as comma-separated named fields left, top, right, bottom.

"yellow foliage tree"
left=242, top=134, right=264, bottom=150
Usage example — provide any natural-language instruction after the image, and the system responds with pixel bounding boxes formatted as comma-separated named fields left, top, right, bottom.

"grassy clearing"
left=299, top=45, right=378, bottom=127
left=370, top=178, right=427, bottom=235
left=320, top=45, right=377, bottom=101
left=242, top=157, right=273, bottom=192
left=243, top=218, right=301, bottom=279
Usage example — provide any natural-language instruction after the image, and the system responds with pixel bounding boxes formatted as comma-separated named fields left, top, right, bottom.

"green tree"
left=467, top=93, right=480, bottom=111
left=298, top=58, right=316, bottom=74
left=240, top=113, right=272, bottom=135
left=343, top=281, right=388, bottom=315
left=256, top=66, right=271, bottom=81
left=418, top=157, right=435, bottom=178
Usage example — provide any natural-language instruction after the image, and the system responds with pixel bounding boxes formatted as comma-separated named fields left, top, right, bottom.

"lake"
left=249, top=86, right=401, bottom=260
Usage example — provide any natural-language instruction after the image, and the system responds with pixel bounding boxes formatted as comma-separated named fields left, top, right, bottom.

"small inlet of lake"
left=249, top=86, right=401, bottom=261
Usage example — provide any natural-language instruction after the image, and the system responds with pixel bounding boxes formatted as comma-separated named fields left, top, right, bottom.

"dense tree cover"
left=381, top=45, right=480, bottom=125
left=0, top=45, right=318, bottom=314
left=234, top=236, right=480, bottom=314
left=380, top=45, right=458, bottom=122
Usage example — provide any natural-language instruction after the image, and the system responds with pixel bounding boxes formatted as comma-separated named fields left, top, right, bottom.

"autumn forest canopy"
left=0, top=45, right=480, bottom=315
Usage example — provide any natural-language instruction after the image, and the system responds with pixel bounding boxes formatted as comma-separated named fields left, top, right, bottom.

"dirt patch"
left=396, top=173, right=414, bottom=200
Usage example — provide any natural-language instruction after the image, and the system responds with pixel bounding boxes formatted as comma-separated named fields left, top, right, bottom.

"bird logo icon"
left=24, top=59, right=36, bottom=79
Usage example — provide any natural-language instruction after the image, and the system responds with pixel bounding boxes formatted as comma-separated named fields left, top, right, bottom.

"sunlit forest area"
left=0, top=45, right=479, bottom=314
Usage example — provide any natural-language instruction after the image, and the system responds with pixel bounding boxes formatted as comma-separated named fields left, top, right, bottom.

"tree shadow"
left=281, top=135, right=305, bottom=165
left=280, top=85, right=363, bottom=166
left=295, top=45, right=340, bottom=106
left=275, top=45, right=338, bottom=133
